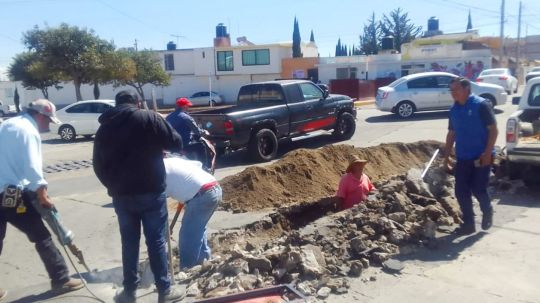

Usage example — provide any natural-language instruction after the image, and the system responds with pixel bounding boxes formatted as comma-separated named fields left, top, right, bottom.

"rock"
left=247, top=256, right=272, bottom=273
left=176, top=271, right=188, bottom=281
left=370, top=276, right=377, bottom=281
left=439, top=196, right=462, bottom=223
left=300, top=245, right=326, bottom=277
left=350, top=237, right=369, bottom=254
left=423, top=204, right=445, bottom=221
left=371, top=252, right=389, bottom=264
left=186, top=282, right=200, bottom=297
left=360, top=258, right=370, bottom=268
left=205, top=286, right=231, bottom=298
left=237, top=274, right=258, bottom=290
left=382, top=259, right=405, bottom=273
left=317, top=286, right=331, bottom=298
left=409, top=193, right=438, bottom=207
left=348, top=261, right=363, bottom=277
left=272, top=268, right=287, bottom=280
left=388, top=212, right=407, bottom=224
left=277, top=251, right=302, bottom=271
left=388, top=229, right=409, bottom=245
left=422, top=219, right=437, bottom=239
left=220, top=259, right=249, bottom=276
left=297, top=281, right=313, bottom=296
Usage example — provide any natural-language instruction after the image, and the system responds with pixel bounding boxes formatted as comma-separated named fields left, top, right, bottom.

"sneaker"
left=114, top=289, right=137, bottom=303
left=51, top=278, right=84, bottom=293
left=482, top=210, right=493, bottom=230
left=0, top=289, right=7, bottom=301
left=158, top=286, right=183, bottom=303
left=453, top=224, right=476, bottom=236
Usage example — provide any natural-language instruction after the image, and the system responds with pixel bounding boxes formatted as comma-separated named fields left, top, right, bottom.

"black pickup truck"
left=191, top=80, right=357, bottom=162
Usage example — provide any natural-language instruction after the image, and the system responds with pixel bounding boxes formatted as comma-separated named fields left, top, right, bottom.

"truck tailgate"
left=191, top=113, right=229, bottom=136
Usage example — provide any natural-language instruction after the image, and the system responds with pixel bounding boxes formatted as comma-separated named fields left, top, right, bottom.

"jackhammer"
left=28, top=195, right=93, bottom=274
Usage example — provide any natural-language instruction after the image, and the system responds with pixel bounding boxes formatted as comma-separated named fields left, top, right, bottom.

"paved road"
left=3, top=92, right=539, bottom=302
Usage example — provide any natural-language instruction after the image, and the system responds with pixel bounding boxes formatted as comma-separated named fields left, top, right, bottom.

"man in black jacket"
left=93, top=91, right=183, bottom=303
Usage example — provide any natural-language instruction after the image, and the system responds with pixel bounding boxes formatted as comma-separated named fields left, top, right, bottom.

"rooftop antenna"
left=170, top=34, right=185, bottom=45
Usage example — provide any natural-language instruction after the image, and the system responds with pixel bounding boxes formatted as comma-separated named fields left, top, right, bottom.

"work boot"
left=51, top=278, right=84, bottom=293
left=453, top=224, right=476, bottom=236
left=482, top=209, right=493, bottom=230
left=158, top=286, right=183, bottom=303
left=114, top=289, right=137, bottom=303
left=0, top=289, right=7, bottom=301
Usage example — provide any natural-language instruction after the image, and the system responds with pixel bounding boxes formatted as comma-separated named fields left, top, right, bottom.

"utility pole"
left=517, top=1, right=522, bottom=73
left=499, top=0, right=505, bottom=66
left=134, top=39, right=138, bottom=52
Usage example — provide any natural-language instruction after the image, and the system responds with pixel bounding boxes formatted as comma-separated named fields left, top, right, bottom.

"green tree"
left=360, top=12, right=381, bottom=55
left=310, top=30, right=315, bottom=43
left=14, top=87, right=20, bottom=113
left=292, top=17, right=303, bottom=58
left=335, top=38, right=342, bottom=56
left=23, top=23, right=114, bottom=101
left=8, top=52, right=62, bottom=99
left=466, top=10, right=473, bottom=31
left=89, top=50, right=136, bottom=99
left=115, top=50, right=170, bottom=103
left=380, top=8, right=422, bottom=52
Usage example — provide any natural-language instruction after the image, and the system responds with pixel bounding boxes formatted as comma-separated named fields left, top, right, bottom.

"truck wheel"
left=248, top=128, right=278, bottom=162
left=333, top=112, right=356, bottom=140
left=506, top=161, right=522, bottom=180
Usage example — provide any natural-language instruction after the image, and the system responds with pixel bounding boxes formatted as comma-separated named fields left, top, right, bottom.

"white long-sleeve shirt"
left=0, top=114, right=48, bottom=192
left=164, top=156, right=215, bottom=202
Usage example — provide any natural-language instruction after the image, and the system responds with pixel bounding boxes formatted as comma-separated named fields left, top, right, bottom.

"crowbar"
left=421, top=148, right=440, bottom=179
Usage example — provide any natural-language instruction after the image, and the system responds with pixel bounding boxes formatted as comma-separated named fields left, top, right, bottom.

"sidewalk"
left=354, top=97, right=375, bottom=107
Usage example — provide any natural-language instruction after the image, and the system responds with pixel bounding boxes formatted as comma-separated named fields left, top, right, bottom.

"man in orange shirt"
left=336, top=157, right=374, bottom=210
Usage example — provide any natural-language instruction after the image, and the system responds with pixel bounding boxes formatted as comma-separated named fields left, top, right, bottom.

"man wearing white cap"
left=0, top=99, right=84, bottom=301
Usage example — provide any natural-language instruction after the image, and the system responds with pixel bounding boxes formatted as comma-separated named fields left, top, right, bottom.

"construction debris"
left=170, top=141, right=463, bottom=300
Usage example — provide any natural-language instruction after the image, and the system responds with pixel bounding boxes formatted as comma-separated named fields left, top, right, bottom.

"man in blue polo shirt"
left=443, top=77, right=498, bottom=236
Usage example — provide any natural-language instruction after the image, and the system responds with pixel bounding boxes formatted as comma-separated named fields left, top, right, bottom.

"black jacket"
left=93, top=104, right=182, bottom=196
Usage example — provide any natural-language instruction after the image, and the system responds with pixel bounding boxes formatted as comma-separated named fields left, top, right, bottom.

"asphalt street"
left=2, top=92, right=540, bottom=302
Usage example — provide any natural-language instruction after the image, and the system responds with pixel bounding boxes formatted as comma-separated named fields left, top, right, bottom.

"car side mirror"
left=512, top=96, right=520, bottom=105
left=323, top=90, right=329, bottom=99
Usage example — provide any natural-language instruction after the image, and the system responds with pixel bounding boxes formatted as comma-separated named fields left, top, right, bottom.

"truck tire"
left=506, top=161, right=522, bottom=180
left=333, top=112, right=356, bottom=140
left=248, top=128, right=278, bottom=162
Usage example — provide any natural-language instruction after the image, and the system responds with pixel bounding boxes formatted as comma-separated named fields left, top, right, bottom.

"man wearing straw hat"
left=336, top=156, right=374, bottom=210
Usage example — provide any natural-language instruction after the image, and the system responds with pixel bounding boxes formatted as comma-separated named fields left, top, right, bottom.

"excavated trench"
left=166, top=141, right=478, bottom=300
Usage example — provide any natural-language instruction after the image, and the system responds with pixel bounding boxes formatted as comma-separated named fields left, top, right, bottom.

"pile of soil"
left=220, top=140, right=442, bottom=212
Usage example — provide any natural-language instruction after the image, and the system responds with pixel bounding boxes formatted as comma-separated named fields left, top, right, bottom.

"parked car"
left=375, top=72, right=507, bottom=119
left=50, top=100, right=115, bottom=141
left=525, top=67, right=540, bottom=83
left=505, top=77, right=540, bottom=186
left=0, top=100, right=16, bottom=117
left=191, top=80, right=356, bottom=162
left=476, top=68, right=518, bottom=94
left=188, top=91, right=224, bottom=106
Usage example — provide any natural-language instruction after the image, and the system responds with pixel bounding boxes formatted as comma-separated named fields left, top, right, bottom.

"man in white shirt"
left=0, top=99, right=83, bottom=300
left=164, top=156, right=221, bottom=269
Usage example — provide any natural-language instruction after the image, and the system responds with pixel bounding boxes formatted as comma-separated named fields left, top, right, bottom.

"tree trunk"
left=74, top=79, right=83, bottom=101
left=14, top=88, right=20, bottom=112
left=136, top=85, right=148, bottom=110
left=41, top=88, right=49, bottom=99
left=93, top=82, right=100, bottom=99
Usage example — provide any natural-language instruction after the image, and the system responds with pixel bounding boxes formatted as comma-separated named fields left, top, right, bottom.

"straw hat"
left=346, top=156, right=368, bottom=173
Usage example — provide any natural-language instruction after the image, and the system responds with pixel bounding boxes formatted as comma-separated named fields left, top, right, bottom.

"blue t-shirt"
left=448, top=95, right=496, bottom=161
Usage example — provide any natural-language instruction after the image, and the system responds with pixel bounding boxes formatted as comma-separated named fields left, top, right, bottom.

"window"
left=528, top=84, right=540, bottom=106
left=436, top=76, right=454, bottom=88
left=237, top=84, right=283, bottom=105
left=164, top=54, right=175, bottom=71
left=92, top=103, right=113, bottom=114
left=299, top=83, right=323, bottom=100
left=336, top=67, right=357, bottom=79
left=217, top=51, right=233, bottom=71
left=407, top=76, right=438, bottom=89
left=66, top=103, right=92, bottom=113
left=242, top=49, right=270, bottom=66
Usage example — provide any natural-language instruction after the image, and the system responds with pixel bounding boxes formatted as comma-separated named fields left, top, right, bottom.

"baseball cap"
left=176, top=97, right=193, bottom=107
left=28, top=99, right=61, bottom=124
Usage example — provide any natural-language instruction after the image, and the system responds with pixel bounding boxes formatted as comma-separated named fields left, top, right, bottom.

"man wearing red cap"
left=166, top=97, right=206, bottom=161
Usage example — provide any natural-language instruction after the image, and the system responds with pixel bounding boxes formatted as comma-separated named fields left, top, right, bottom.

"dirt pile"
left=172, top=141, right=463, bottom=300
left=220, top=141, right=442, bottom=213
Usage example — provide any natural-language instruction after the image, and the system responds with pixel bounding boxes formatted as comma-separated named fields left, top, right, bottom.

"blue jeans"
left=113, top=192, right=170, bottom=294
left=454, top=160, right=493, bottom=226
left=179, top=185, right=221, bottom=269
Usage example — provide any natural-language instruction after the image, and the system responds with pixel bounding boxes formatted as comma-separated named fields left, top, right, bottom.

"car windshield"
left=480, top=69, right=506, bottom=76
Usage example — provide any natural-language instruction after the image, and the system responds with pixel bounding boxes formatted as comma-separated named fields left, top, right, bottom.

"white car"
left=51, top=99, right=115, bottom=141
left=476, top=68, right=518, bottom=94
left=188, top=91, right=223, bottom=106
left=376, top=72, right=507, bottom=119
left=525, top=67, right=540, bottom=83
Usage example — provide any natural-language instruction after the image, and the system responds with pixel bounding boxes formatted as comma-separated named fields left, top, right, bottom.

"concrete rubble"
left=172, top=164, right=461, bottom=300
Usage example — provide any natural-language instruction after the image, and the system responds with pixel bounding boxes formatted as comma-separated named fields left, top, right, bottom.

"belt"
left=191, top=181, right=218, bottom=200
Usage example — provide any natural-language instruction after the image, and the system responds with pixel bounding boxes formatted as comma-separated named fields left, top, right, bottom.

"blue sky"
left=0, top=0, right=539, bottom=80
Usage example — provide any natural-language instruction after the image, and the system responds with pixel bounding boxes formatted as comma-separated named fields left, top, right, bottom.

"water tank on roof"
left=216, top=23, right=228, bottom=38
left=381, top=36, right=394, bottom=50
left=167, top=41, right=176, bottom=50
left=428, top=17, right=439, bottom=31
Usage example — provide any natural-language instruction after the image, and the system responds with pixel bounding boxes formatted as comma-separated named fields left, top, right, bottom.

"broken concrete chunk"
left=246, top=256, right=272, bottom=273
left=382, top=259, right=405, bottom=273
left=317, top=286, right=332, bottom=298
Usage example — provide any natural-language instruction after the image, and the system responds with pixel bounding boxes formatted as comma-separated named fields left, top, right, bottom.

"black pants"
left=0, top=192, right=70, bottom=284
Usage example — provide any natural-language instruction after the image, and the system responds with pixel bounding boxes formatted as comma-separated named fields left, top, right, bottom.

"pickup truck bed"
left=191, top=80, right=356, bottom=161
